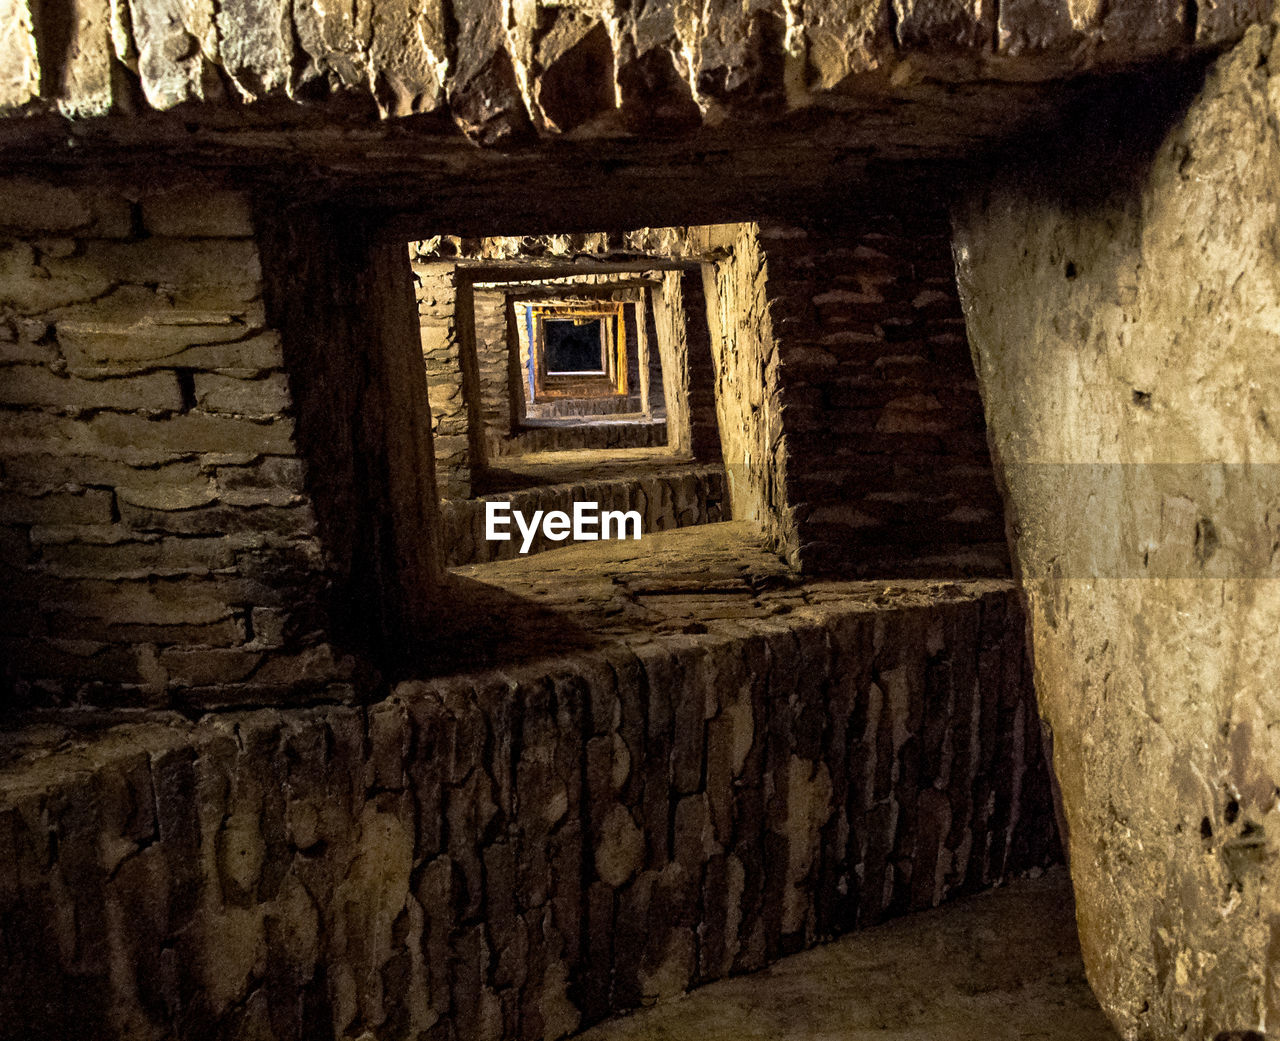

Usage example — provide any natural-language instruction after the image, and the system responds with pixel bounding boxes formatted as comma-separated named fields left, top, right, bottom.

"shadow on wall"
left=968, top=58, right=1212, bottom=210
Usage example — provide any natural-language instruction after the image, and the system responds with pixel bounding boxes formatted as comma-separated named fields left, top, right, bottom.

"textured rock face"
left=0, top=0, right=1270, bottom=168
left=953, top=21, right=1280, bottom=1038
left=0, top=180, right=441, bottom=713
left=1, top=0, right=1257, bottom=120
left=0, top=578, right=1058, bottom=1041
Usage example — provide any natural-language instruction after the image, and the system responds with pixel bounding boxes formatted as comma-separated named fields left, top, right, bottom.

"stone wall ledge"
left=440, top=463, right=726, bottom=566
left=0, top=575, right=1059, bottom=1041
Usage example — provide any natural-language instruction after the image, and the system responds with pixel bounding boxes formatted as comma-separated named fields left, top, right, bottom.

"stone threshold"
left=440, top=460, right=727, bottom=566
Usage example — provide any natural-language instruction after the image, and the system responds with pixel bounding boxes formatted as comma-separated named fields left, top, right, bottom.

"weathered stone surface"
left=0, top=0, right=39, bottom=110
left=193, top=371, right=291, bottom=416
left=801, top=0, right=893, bottom=90
left=0, top=574, right=1056, bottom=1040
left=140, top=189, right=255, bottom=238
left=0, top=366, right=183, bottom=411
left=127, top=0, right=223, bottom=109
left=953, top=17, right=1280, bottom=1038
left=369, top=0, right=447, bottom=117
left=216, top=0, right=293, bottom=101
left=1, top=0, right=1272, bottom=166
left=48, top=0, right=117, bottom=116
left=0, top=181, right=390, bottom=713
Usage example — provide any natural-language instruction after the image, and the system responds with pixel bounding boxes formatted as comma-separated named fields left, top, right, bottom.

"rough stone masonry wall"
left=416, top=262, right=475, bottom=500
left=762, top=211, right=1009, bottom=578
left=0, top=182, right=442, bottom=715
left=0, top=180, right=355, bottom=715
left=4, top=0, right=1259, bottom=146
left=705, top=224, right=789, bottom=546
left=0, top=584, right=1058, bottom=1041
left=472, top=288, right=515, bottom=458
left=952, top=18, right=1280, bottom=1039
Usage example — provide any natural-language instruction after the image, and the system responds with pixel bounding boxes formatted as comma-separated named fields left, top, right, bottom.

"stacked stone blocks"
left=760, top=212, right=1009, bottom=577
left=0, top=180, right=348, bottom=713
left=0, top=584, right=1056, bottom=1040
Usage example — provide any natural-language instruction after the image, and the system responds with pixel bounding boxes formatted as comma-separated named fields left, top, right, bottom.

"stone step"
left=490, top=416, right=668, bottom=455
left=440, top=462, right=727, bottom=566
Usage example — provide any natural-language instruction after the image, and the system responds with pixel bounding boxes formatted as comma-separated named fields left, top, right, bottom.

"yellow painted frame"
left=531, top=301, right=628, bottom=400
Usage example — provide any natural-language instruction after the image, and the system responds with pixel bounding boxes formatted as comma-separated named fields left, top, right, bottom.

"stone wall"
left=0, top=182, right=443, bottom=715
left=472, top=289, right=516, bottom=460
left=952, top=18, right=1280, bottom=1038
left=705, top=224, right=789, bottom=547
left=0, top=583, right=1058, bottom=1041
left=760, top=211, right=1009, bottom=578
left=651, top=267, right=721, bottom=461
left=416, top=262, right=475, bottom=500
left=0, top=181, right=354, bottom=715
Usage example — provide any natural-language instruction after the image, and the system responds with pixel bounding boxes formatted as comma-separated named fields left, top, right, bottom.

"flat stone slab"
left=436, top=521, right=1019, bottom=675
left=574, top=866, right=1118, bottom=1041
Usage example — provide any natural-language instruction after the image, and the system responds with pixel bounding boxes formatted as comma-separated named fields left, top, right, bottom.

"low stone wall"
left=492, top=418, right=667, bottom=456
left=0, top=583, right=1058, bottom=1041
left=440, top=465, right=726, bottom=566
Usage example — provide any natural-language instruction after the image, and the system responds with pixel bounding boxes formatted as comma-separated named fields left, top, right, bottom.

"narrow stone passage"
left=574, top=867, right=1116, bottom=1041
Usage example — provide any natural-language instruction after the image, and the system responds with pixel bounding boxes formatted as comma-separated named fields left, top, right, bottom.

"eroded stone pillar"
left=953, top=23, right=1280, bottom=1039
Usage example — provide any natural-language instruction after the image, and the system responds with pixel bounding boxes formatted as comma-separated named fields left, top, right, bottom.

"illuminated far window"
left=529, top=301, right=627, bottom=402
left=544, top=318, right=608, bottom=374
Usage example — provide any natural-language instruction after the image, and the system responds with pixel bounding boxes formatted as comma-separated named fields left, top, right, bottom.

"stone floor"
left=430, top=520, right=1019, bottom=674
left=573, top=867, right=1118, bottom=1041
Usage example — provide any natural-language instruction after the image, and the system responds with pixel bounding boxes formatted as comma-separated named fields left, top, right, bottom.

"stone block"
left=58, top=316, right=279, bottom=376
left=215, top=456, right=306, bottom=506
left=50, top=239, right=261, bottom=292
left=0, top=366, right=184, bottom=412
left=594, top=805, right=644, bottom=888
left=83, top=412, right=294, bottom=464
left=0, top=180, right=130, bottom=235
left=120, top=501, right=316, bottom=537
left=38, top=577, right=240, bottom=625
left=0, top=241, right=114, bottom=312
left=128, top=0, right=221, bottom=109
left=0, top=487, right=114, bottom=525
left=193, top=371, right=291, bottom=417
left=0, top=1, right=39, bottom=111
left=141, top=190, right=254, bottom=238
left=159, top=647, right=263, bottom=686
left=41, top=537, right=235, bottom=579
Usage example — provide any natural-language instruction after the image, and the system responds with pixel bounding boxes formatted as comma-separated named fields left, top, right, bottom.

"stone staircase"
left=440, top=448, right=726, bottom=567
